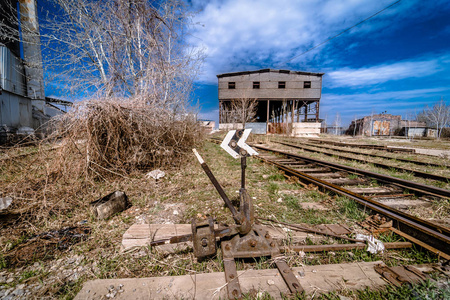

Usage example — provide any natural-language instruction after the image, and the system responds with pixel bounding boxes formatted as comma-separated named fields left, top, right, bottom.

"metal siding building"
left=0, top=0, right=56, bottom=139
left=217, top=69, right=324, bottom=135
left=0, top=45, right=33, bottom=128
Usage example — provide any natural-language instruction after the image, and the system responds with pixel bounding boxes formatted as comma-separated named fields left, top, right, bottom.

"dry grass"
left=0, top=136, right=445, bottom=299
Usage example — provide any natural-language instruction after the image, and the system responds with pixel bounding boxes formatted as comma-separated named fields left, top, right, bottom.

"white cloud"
left=198, top=109, right=219, bottom=124
left=326, top=56, right=447, bottom=87
left=189, top=0, right=399, bottom=82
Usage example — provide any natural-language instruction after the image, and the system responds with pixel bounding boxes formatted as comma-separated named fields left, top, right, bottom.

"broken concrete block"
left=90, top=191, right=130, bottom=220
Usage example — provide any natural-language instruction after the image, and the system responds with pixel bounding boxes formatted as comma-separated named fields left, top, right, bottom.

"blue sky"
left=187, top=0, right=450, bottom=127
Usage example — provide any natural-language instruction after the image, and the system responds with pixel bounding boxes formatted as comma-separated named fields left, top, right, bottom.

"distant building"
left=399, top=120, right=427, bottom=137
left=198, top=119, right=215, bottom=132
left=217, top=69, right=324, bottom=136
left=347, top=114, right=428, bottom=137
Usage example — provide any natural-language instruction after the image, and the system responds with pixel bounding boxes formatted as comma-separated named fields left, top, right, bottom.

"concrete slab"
left=75, top=261, right=387, bottom=299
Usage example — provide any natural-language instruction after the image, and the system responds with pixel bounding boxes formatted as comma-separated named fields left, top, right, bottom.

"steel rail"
left=307, top=138, right=416, bottom=153
left=281, top=139, right=448, bottom=168
left=251, top=146, right=450, bottom=257
left=274, top=141, right=450, bottom=183
left=253, top=144, right=450, bottom=199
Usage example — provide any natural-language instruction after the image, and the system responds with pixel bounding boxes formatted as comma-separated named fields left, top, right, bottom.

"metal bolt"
left=225, top=244, right=231, bottom=251
left=232, top=289, right=239, bottom=297
left=201, top=238, right=208, bottom=247
left=229, top=274, right=235, bottom=279
left=249, top=240, right=257, bottom=247
left=270, top=242, right=275, bottom=247
left=265, top=232, right=270, bottom=239
left=283, top=269, right=289, bottom=273
left=240, top=149, right=247, bottom=156
left=293, top=283, right=300, bottom=289
left=230, top=140, right=237, bottom=149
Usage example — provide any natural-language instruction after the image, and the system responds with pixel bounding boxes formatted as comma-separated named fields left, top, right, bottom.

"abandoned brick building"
left=347, top=113, right=428, bottom=137
left=217, top=69, right=324, bottom=136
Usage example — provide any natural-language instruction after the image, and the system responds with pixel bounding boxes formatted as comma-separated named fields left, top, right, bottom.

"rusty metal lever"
left=193, top=149, right=242, bottom=225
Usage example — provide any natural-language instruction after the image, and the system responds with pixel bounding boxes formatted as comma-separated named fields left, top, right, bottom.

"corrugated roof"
left=217, top=68, right=324, bottom=78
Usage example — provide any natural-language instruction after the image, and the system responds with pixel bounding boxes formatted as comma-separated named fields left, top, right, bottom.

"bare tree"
left=1, top=0, right=203, bottom=109
left=418, top=97, right=450, bottom=139
left=230, top=97, right=258, bottom=128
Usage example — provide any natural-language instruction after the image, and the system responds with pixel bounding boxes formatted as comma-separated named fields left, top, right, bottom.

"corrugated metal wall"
left=0, top=46, right=26, bottom=96
left=245, top=122, right=267, bottom=134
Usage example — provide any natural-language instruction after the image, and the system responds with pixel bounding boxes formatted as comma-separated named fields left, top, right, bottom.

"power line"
left=278, top=0, right=402, bottom=66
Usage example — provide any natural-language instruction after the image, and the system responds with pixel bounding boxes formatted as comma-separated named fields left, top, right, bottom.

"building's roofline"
left=45, top=96, right=73, bottom=106
left=217, top=69, right=324, bottom=78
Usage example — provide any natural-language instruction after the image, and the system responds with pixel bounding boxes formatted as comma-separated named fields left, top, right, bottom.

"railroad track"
left=247, top=143, right=450, bottom=259
left=272, top=140, right=450, bottom=183
left=208, top=138, right=450, bottom=258
left=285, top=139, right=449, bottom=168
left=307, top=138, right=418, bottom=153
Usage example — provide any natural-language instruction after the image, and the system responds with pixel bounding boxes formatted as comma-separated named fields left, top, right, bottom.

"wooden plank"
left=312, top=173, right=342, bottom=178
left=347, top=188, right=394, bottom=195
left=294, top=168, right=330, bottom=173
left=75, top=261, right=388, bottom=300
left=326, top=179, right=361, bottom=186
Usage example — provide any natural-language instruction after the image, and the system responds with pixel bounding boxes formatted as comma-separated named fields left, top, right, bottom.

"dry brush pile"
left=49, top=97, right=204, bottom=179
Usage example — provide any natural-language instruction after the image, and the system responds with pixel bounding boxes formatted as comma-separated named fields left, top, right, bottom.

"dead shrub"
left=48, top=97, right=204, bottom=178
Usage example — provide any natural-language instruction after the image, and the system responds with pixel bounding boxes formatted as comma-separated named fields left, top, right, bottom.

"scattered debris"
left=358, top=214, right=393, bottom=234
left=145, top=169, right=165, bottom=180
left=6, top=226, right=91, bottom=266
left=0, top=197, right=13, bottom=211
left=90, top=191, right=130, bottom=220
left=355, top=234, right=385, bottom=254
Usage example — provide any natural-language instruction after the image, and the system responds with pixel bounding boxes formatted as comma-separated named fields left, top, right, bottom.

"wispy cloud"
left=326, top=55, right=448, bottom=87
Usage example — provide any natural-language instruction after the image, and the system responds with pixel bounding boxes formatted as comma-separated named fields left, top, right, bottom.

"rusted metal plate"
left=192, top=217, right=216, bottom=258
left=310, top=224, right=351, bottom=236
left=319, top=224, right=352, bottom=235
left=374, top=264, right=428, bottom=286
left=223, top=258, right=242, bottom=299
left=275, top=259, right=303, bottom=293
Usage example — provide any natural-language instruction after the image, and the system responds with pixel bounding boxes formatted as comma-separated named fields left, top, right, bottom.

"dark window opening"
left=278, top=81, right=286, bottom=89
left=253, top=81, right=260, bottom=89
left=228, top=82, right=235, bottom=89
left=304, top=81, right=311, bottom=88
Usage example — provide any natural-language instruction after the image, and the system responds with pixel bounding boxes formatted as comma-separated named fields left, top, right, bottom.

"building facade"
left=0, top=0, right=59, bottom=142
left=347, top=114, right=427, bottom=137
left=217, top=69, right=324, bottom=135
